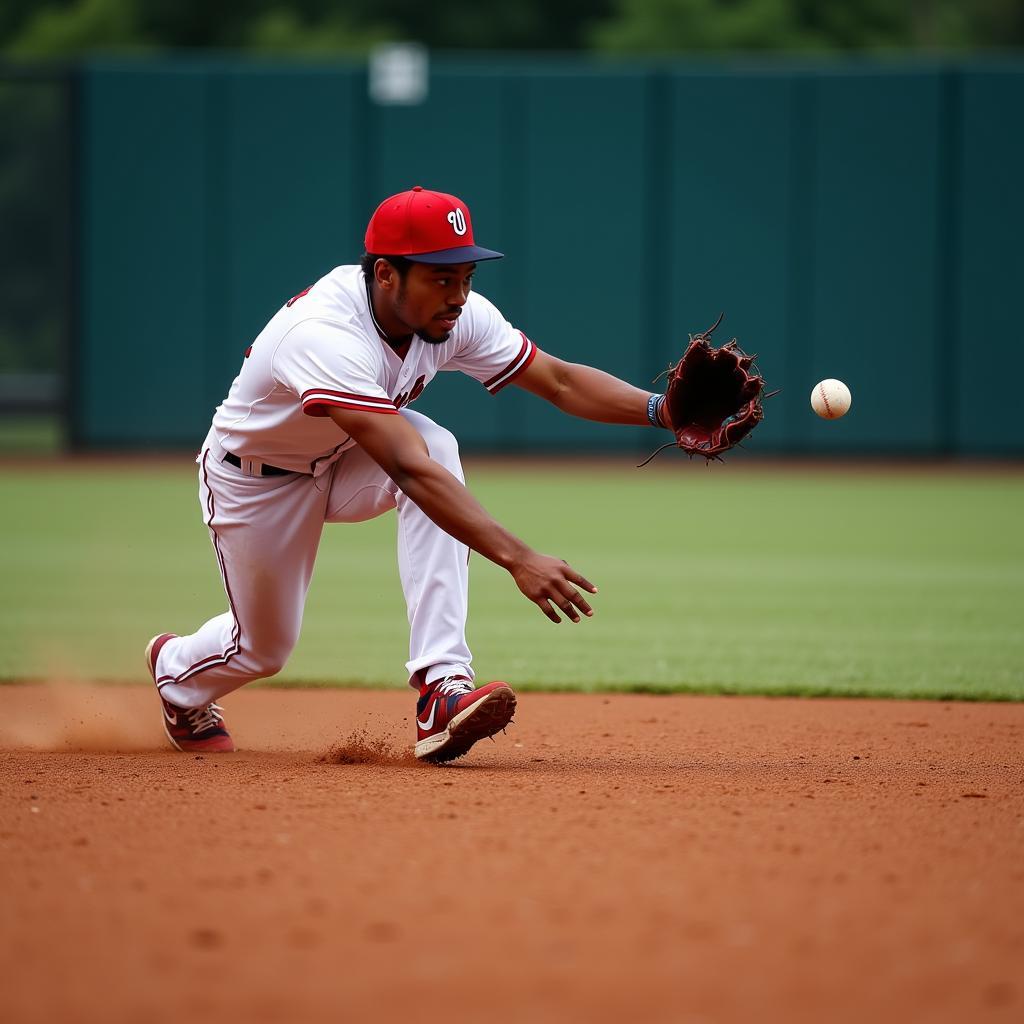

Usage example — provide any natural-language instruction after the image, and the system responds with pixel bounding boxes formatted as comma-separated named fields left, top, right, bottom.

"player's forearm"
left=390, top=458, right=529, bottom=570
left=544, top=361, right=658, bottom=426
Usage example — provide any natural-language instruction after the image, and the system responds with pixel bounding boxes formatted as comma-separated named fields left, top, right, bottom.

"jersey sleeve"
left=272, top=319, right=397, bottom=418
left=443, top=293, right=538, bottom=395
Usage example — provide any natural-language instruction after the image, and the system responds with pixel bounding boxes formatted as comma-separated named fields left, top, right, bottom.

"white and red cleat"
left=414, top=676, right=516, bottom=763
left=144, top=633, right=235, bottom=753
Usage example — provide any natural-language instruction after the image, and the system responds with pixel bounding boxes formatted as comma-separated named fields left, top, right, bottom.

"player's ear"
left=375, top=258, right=395, bottom=290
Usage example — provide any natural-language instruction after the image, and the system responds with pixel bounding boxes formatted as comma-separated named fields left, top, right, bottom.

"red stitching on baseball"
left=820, top=385, right=832, bottom=417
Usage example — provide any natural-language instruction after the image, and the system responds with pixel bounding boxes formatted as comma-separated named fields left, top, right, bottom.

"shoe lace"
left=432, top=676, right=474, bottom=698
left=187, top=703, right=225, bottom=735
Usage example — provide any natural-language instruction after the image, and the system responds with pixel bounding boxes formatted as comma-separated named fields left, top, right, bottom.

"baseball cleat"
left=414, top=676, right=516, bottom=763
left=145, top=633, right=235, bottom=753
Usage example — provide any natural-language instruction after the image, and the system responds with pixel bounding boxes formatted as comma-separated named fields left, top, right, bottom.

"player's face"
left=394, top=262, right=476, bottom=344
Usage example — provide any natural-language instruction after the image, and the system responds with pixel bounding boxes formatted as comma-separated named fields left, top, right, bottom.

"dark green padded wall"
left=74, top=59, right=1024, bottom=455
left=79, top=66, right=213, bottom=445
left=806, top=71, right=943, bottom=453
left=954, top=68, right=1024, bottom=454
left=510, top=70, right=652, bottom=451
left=668, top=71, right=797, bottom=451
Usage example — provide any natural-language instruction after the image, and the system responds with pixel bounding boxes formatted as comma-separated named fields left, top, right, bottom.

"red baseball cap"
left=364, top=186, right=503, bottom=264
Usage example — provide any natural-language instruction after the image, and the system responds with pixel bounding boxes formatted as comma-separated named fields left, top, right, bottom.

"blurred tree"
left=0, top=0, right=614, bottom=54
left=963, top=0, right=1024, bottom=47
left=239, top=9, right=393, bottom=54
left=590, top=0, right=1024, bottom=52
left=136, top=0, right=393, bottom=51
left=326, top=0, right=613, bottom=50
left=8, top=0, right=151, bottom=56
left=2, top=0, right=1022, bottom=55
left=592, top=0, right=822, bottom=51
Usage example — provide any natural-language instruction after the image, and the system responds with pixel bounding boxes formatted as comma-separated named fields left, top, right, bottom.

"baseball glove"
left=641, top=313, right=770, bottom=466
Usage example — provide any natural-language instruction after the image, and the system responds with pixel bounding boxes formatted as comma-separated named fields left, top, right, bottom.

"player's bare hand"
left=509, top=553, right=597, bottom=624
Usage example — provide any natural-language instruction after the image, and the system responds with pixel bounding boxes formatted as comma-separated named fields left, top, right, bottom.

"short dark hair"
left=360, top=252, right=415, bottom=279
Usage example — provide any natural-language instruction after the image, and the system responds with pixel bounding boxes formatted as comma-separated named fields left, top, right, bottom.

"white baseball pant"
left=154, top=409, right=473, bottom=709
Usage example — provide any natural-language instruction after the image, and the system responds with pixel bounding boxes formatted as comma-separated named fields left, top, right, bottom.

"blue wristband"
left=647, top=394, right=665, bottom=427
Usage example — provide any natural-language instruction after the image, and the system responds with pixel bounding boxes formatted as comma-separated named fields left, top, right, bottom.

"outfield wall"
left=73, top=57, right=1024, bottom=455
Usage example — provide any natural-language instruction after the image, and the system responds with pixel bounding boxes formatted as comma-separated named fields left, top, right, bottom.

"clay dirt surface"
left=1, top=685, right=1022, bottom=1024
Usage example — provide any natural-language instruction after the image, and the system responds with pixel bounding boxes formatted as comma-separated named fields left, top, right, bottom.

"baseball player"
left=145, top=186, right=672, bottom=762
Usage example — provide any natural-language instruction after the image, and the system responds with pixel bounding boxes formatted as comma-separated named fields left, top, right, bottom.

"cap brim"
left=408, top=245, right=504, bottom=264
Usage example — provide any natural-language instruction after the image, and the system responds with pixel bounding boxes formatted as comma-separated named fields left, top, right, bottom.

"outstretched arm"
left=513, top=350, right=667, bottom=427
left=327, top=406, right=596, bottom=623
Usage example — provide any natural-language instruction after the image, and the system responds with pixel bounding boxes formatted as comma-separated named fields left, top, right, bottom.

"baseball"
left=810, top=378, right=851, bottom=419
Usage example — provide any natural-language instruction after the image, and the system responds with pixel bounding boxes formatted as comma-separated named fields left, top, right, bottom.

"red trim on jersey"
left=301, top=388, right=399, bottom=418
left=485, top=332, right=538, bottom=394
left=286, top=285, right=312, bottom=307
left=303, top=401, right=399, bottom=418
left=300, top=388, right=395, bottom=406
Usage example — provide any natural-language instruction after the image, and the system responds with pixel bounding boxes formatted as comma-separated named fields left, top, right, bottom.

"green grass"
left=1, top=461, right=1022, bottom=700
left=0, top=414, right=62, bottom=453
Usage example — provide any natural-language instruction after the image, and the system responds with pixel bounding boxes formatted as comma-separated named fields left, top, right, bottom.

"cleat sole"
left=415, top=686, right=516, bottom=764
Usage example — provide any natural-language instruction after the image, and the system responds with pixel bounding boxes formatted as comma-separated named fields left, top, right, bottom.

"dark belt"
left=222, top=451, right=295, bottom=477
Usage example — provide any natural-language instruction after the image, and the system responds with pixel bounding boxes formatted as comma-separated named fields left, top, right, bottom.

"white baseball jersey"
left=211, top=265, right=537, bottom=475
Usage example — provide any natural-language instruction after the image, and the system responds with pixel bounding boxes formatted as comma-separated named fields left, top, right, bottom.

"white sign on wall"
left=369, top=43, right=429, bottom=106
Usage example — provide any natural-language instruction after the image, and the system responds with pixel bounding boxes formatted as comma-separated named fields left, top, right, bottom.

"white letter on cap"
left=447, top=209, right=467, bottom=236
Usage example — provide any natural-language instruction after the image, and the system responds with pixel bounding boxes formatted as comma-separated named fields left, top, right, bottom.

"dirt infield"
left=2, top=685, right=1022, bottom=1024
